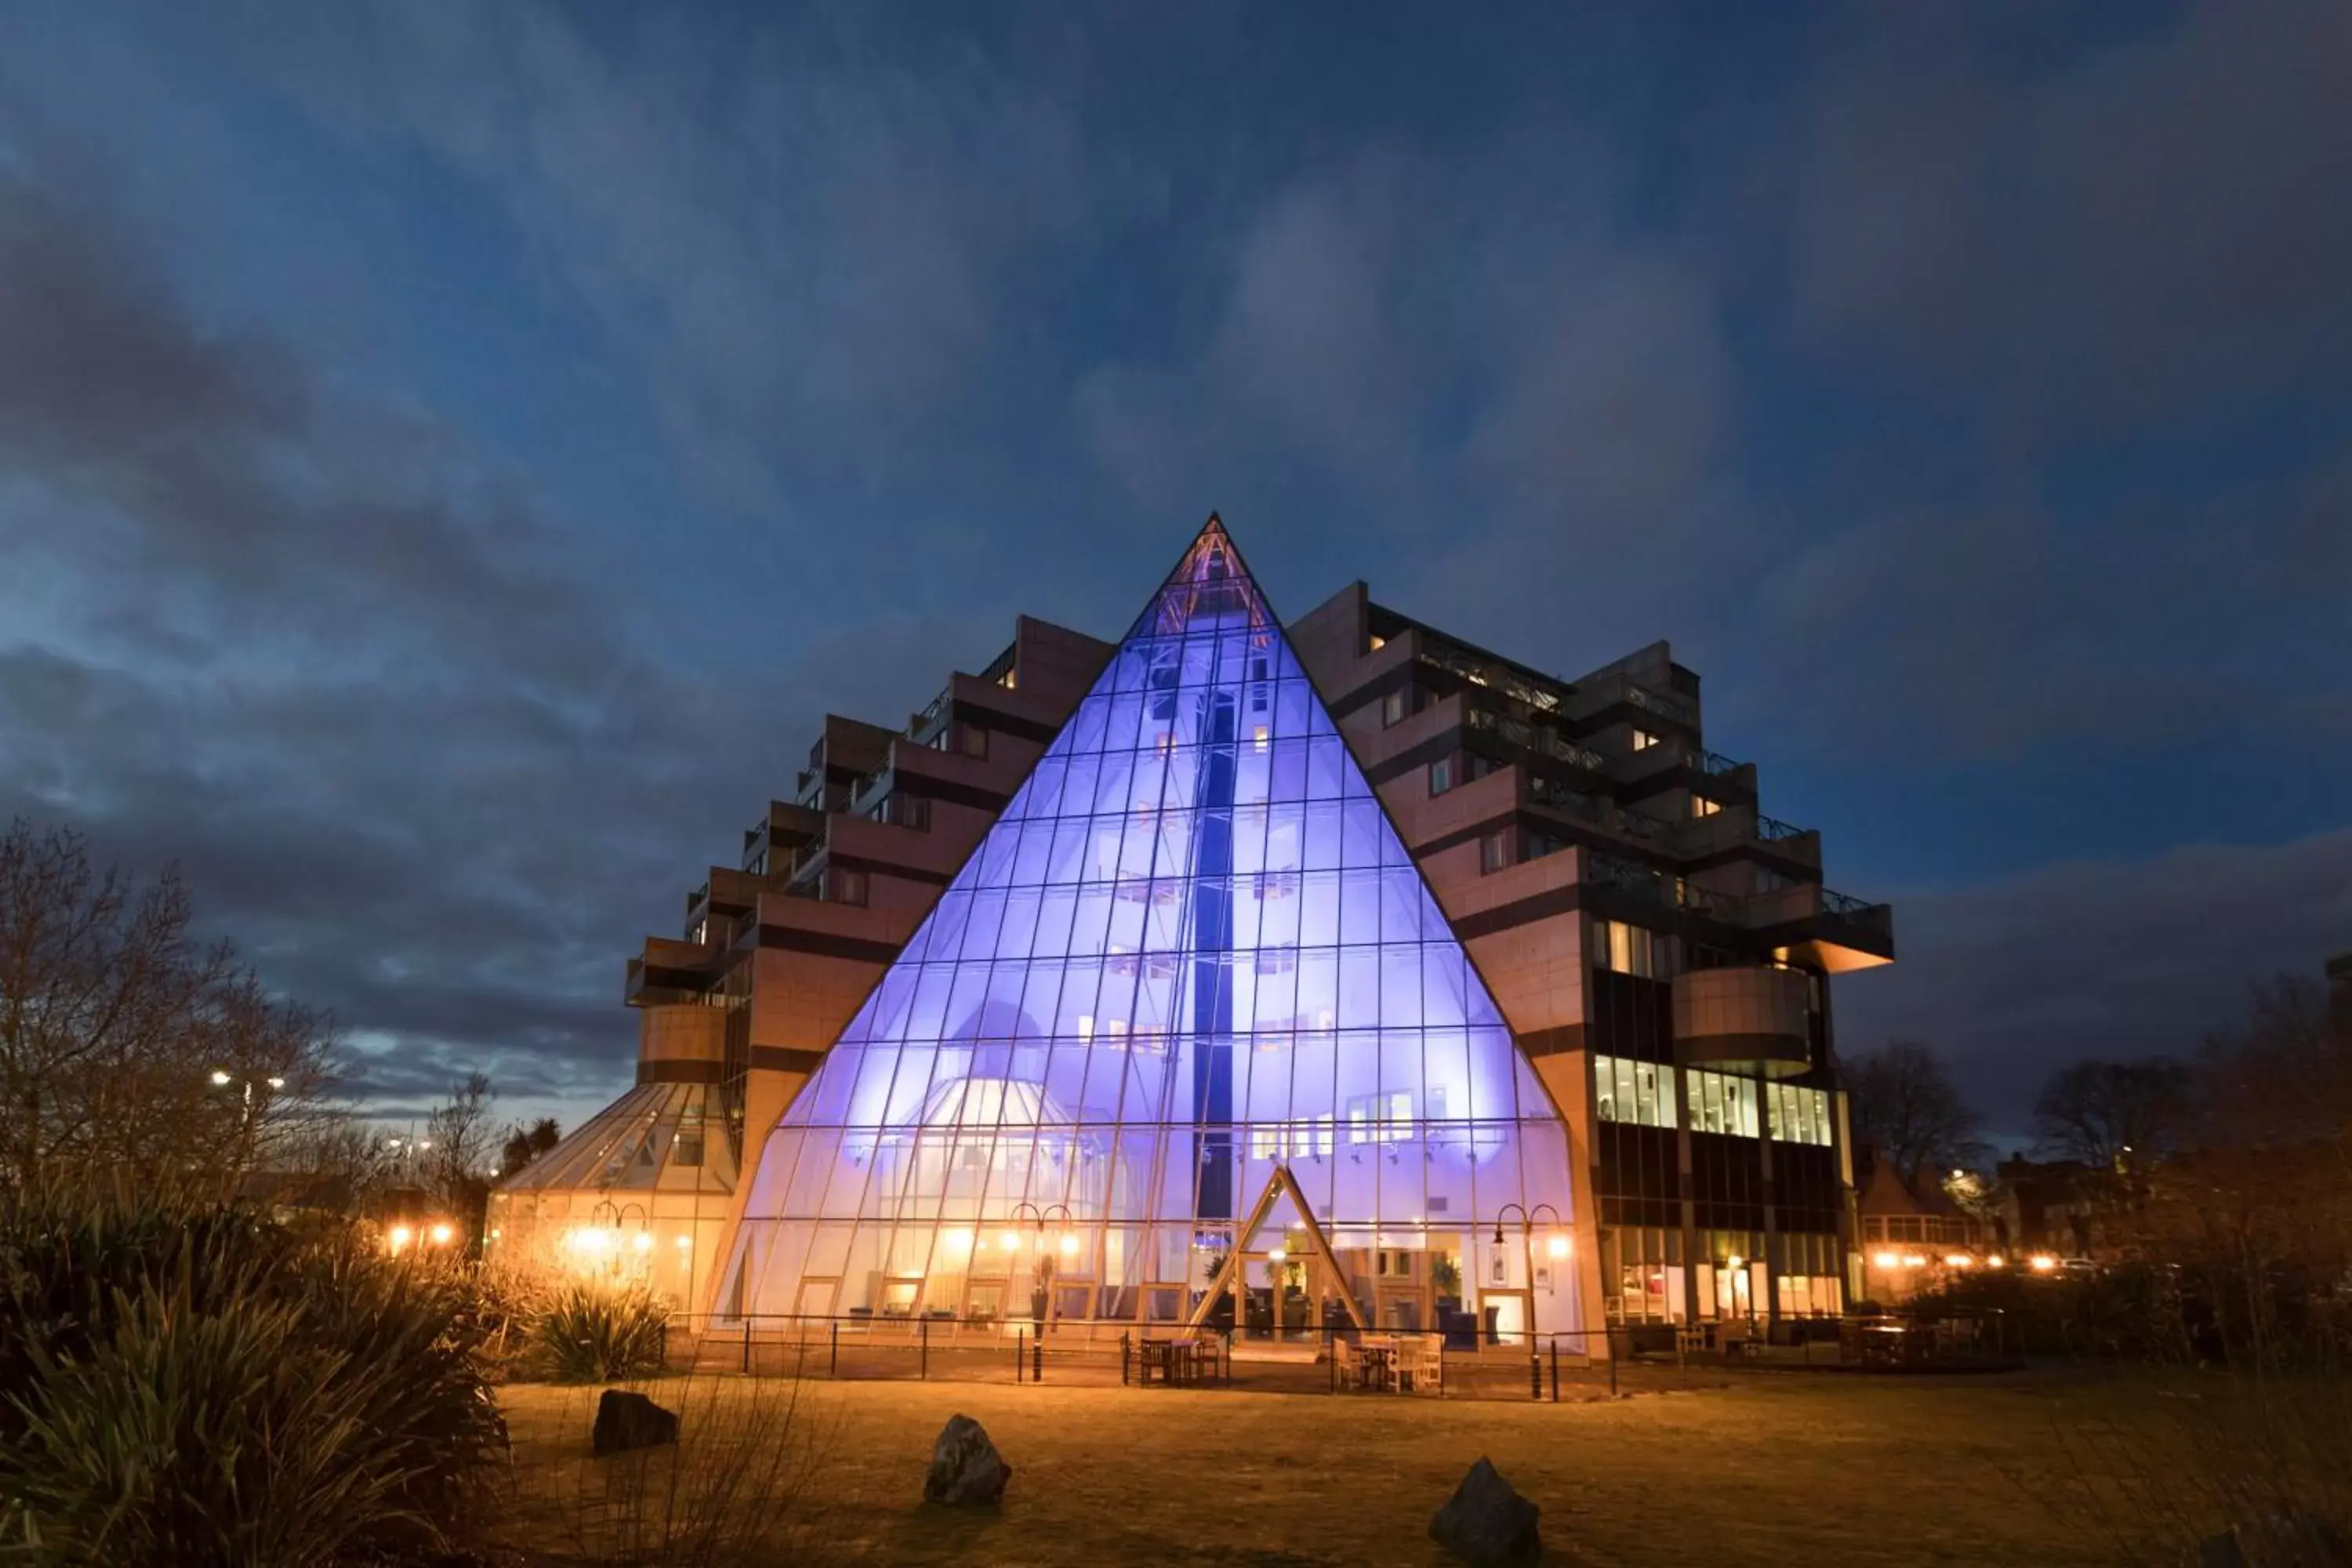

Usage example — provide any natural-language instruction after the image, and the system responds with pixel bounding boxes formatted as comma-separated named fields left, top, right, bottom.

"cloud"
left=1837, top=825, right=2352, bottom=1129
left=223, top=2, right=1098, bottom=528
left=1787, top=0, right=2352, bottom=435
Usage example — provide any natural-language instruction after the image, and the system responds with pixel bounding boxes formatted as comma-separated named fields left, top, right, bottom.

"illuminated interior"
left=717, top=521, right=1579, bottom=1338
left=484, top=1080, right=736, bottom=1307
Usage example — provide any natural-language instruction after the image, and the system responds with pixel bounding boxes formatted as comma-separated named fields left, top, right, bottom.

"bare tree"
left=424, top=1072, right=499, bottom=1243
left=0, top=818, right=336, bottom=1189
left=1845, top=1039, right=1990, bottom=1188
left=2033, top=1057, right=2190, bottom=1171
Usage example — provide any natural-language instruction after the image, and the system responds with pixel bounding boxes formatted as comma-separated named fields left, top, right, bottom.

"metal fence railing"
left=638, top=1309, right=2011, bottom=1399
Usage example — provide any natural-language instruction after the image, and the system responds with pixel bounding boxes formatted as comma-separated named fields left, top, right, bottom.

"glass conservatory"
left=715, top=520, right=1579, bottom=1342
left=485, top=1079, right=737, bottom=1309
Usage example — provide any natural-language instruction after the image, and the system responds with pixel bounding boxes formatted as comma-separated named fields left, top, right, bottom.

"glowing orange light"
left=427, top=1222, right=455, bottom=1247
left=2030, top=1254, right=2059, bottom=1272
left=1871, top=1250, right=1900, bottom=1269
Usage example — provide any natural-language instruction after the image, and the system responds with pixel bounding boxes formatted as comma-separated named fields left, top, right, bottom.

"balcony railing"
left=1418, top=644, right=1567, bottom=715
left=1583, top=853, right=1730, bottom=915
left=1624, top=681, right=1695, bottom=729
left=1693, top=748, right=1744, bottom=777
left=1755, top=814, right=1813, bottom=842
left=1467, top=707, right=1606, bottom=771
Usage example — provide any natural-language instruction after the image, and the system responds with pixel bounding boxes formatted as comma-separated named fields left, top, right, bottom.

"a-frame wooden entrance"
left=1184, top=1163, right=1369, bottom=1331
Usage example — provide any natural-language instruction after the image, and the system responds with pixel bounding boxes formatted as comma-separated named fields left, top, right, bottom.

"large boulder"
left=592, top=1388, right=680, bottom=1457
left=2187, top=1513, right=2350, bottom=1568
left=924, top=1414, right=1012, bottom=1506
left=1429, top=1457, right=1541, bottom=1564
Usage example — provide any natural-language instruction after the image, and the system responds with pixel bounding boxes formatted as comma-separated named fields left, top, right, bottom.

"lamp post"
left=1008, top=1202, right=1073, bottom=1332
left=1494, top=1203, right=1567, bottom=1397
left=209, top=1068, right=287, bottom=1181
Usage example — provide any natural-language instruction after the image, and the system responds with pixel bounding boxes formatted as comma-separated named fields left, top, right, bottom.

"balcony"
left=1466, top=706, right=1606, bottom=772
left=1416, top=641, right=1570, bottom=717
left=1672, top=967, right=1812, bottom=1080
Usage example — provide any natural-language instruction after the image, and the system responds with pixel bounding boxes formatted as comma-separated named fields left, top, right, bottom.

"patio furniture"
left=1394, top=1338, right=1443, bottom=1394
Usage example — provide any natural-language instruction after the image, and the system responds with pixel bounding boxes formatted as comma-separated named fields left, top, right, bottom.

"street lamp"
left=1009, top=1202, right=1074, bottom=1331
left=1494, top=1202, right=1566, bottom=1397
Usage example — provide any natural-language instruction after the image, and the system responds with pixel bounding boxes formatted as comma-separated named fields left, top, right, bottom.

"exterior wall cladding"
left=626, top=549, right=1895, bottom=1338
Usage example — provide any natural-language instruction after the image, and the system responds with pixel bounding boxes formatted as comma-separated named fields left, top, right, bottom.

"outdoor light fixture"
left=210, top=1069, right=232, bottom=1086
left=1728, top=1254, right=1746, bottom=1270
left=2030, top=1254, right=2059, bottom=1272
left=999, top=1229, right=1022, bottom=1253
left=1987, top=1254, right=2005, bottom=1268
left=387, top=1224, right=414, bottom=1254
left=1872, top=1251, right=1900, bottom=1269
left=428, top=1222, right=455, bottom=1247
left=633, top=1232, right=654, bottom=1254
left=674, top=1234, right=692, bottom=1250
left=1545, top=1232, right=1570, bottom=1260
left=1903, top=1255, right=1927, bottom=1268
left=1945, top=1254, right=1971, bottom=1268
left=267, top=1076, right=285, bottom=1089
left=1058, top=1232, right=1080, bottom=1258
left=1266, top=1245, right=1286, bottom=1264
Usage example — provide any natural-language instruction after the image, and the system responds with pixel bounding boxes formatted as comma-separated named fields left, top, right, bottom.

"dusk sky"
left=2, top=2, right=2346, bottom=1149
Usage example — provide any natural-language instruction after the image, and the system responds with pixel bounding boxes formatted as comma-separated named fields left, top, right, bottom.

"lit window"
left=1594, top=1055, right=1675, bottom=1130
left=1479, top=830, right=1513, bottom=873
left=999, top=667, right=1018, bottom=691
left=1369, top=634, right=1386, bottom=653
left=1596, top=919, right=1673, bottom=978
left=1689, top=1069, right=1760, bottom=1137
left=1632, top=730, right=1658, bottom=751
left=1429, top=758, right=1454, bottom=795
left=1766, top=1083, right=1832, bottom=1146
left=1690, top=794, right=1720, bottom=819
left=1251, top=724, right=1270, bottom=750
left=1345, top=1091, right=1413, bottom=1144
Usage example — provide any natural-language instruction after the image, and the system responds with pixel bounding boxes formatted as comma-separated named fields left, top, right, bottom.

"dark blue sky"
left=2, top=2, right=2346, bottom=1145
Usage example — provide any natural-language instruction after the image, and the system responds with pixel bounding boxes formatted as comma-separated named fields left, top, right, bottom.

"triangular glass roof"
left=717, top=517, right=1574, bottom=1328
left=496, top=1081, right=736, bottom=1197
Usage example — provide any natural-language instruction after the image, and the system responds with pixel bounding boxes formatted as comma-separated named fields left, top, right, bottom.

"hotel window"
left=1368, top=634, right=1387, bottom=654
left=1632, top=729, right=1658, bottom=751
left=1767, top=1083, right=1832, bottom=1146
left=997, top=666, right=1018, bottom=691
left=828, top=866, right=869, bottom=906
left=1688, top=1069, right=1761, bottom=1137
left=1380, top=688, right=1410, bottom=728
left=1345, top=1091, right=1413, bottom=1145
left=1428, top=757, right=1454, bottom=795
left=1594, top=1055, right=1676, bottom=1130
left=1596, top=919, right=1675, bottom=979
left=1690, top=793, right=1720, bottom=819
left=1479, top=829, right=1514, bottom=873
left=1250, top=1115, right=1336, bottom=1160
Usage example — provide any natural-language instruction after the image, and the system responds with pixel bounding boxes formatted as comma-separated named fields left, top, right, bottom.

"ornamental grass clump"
left=0, top=1181, right=504, bottom=1568
left=534, top=1279, right=673, bottom=1383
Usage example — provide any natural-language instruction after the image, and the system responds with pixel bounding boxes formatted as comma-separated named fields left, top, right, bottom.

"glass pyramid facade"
left=718, top=520, right=1577, bottom=1334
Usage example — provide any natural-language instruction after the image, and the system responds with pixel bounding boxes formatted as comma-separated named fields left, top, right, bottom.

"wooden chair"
left=1396, top=1337, right=1443, bottom=1394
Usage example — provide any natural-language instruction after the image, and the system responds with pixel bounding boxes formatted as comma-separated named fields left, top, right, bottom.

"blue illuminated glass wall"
left=719, top=522, right=1577, bottom=1330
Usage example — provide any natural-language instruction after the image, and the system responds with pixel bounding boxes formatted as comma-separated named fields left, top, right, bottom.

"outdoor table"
left=1356, top=1343, right=1396, bottom=1392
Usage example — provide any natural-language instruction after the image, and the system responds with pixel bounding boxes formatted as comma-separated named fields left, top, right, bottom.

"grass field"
left=496, top=1370, right=2162, bottom=1566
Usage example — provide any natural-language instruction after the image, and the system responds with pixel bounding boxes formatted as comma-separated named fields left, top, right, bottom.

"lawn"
left=495, top=1370, right=2154, bottom=1566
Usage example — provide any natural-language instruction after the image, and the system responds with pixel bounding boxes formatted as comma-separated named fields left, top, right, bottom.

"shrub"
left=534, top=1280, right=672, bottom=1383
left=0, top=1184, right=503, bottom=1567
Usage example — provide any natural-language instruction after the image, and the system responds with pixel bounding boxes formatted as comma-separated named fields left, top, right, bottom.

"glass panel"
left=720, top=522, right=1581, bottom=1332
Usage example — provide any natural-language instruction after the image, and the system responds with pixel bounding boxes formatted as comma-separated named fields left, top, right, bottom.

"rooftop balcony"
left=1581, top=851, right=1894, bottom=971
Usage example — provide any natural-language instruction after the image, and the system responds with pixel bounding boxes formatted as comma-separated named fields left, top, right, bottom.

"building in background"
left=499, top=517, right=1894, bottom=1347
